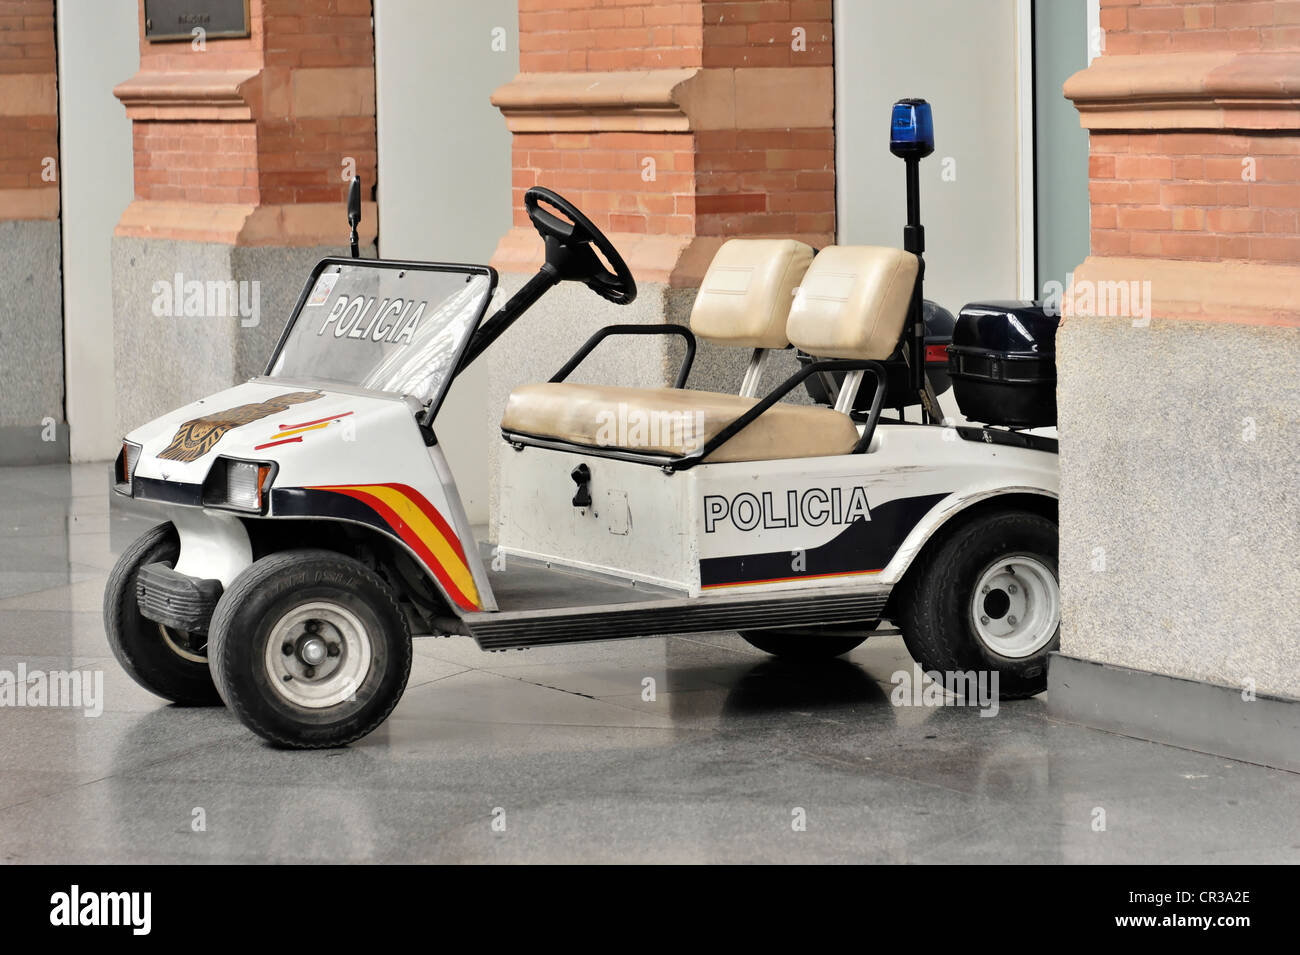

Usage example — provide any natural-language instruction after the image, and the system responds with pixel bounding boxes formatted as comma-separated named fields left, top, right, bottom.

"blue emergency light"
left=890, top=98, right=934, bottom=159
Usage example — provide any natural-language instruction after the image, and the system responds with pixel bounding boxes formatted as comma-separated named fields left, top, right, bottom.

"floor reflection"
left=0, top=463, right=1297, bottom=863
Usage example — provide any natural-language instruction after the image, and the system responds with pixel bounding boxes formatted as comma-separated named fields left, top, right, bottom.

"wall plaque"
left=144, top=0, right=251, bottom=43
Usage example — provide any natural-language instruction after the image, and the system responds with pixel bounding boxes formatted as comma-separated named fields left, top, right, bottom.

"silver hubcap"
left=970, top=555, right=1059, bottom=658
left=264, top=601, right=372, bottom=709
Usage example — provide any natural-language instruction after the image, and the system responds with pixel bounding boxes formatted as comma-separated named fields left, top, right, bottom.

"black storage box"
left=948, top=301, right=1058, bottom=429
left=800, top=299, right=954, bottom=418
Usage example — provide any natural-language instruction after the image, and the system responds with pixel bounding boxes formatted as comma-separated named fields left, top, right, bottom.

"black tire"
left=896, top=508, right=1058, bottom=699
left=208, top=549, right=412, bottom=748
left=103, top=522, right=222, bottom=706
left=740, top=630, right=868, bottom=661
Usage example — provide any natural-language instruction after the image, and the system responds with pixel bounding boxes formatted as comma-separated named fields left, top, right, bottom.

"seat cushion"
left=501, top=382, right=859, bottom=463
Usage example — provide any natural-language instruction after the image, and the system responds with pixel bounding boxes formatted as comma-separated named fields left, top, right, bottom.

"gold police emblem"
left=157, top=391, right=324, bottom=463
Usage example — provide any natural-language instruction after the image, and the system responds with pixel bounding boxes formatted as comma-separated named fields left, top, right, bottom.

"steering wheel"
left=524, top=187, right=637, bottom=305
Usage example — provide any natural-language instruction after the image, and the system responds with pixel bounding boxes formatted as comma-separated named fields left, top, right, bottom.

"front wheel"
left=896, top=509, right=1059, bottom=698
left=208, top=549, right=412, bottom=748
left=103, top=522, right=222, bottom=706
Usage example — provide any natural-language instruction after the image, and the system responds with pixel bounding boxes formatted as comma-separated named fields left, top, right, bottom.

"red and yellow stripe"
left=309, top=482, right=480, bottom=611
left=701, top=568, right=882, bottom=591
left=280, top=411, right=353, bottom=432
left=255, top=412, right=354, bottom=450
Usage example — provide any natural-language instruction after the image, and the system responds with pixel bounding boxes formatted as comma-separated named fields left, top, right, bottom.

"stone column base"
left=1057, top=315, right=1300, bottom=699
left=1049, top=653, right=1300, bottom=773
left=110, top=236, right=373, bottom=436
left=0, top=219, right=64, bottom=462
left=0, top=424, right=69, bottom=466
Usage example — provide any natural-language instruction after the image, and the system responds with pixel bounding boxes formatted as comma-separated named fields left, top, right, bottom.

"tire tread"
left=103, top=522, right=222, bottom=706
left=208, top=548, right=412, bottom=748
left=897, top=509, right=1057, bottom=699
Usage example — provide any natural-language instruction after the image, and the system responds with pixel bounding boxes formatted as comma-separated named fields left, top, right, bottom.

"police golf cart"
left=105, top=100, right=1061, bottom=748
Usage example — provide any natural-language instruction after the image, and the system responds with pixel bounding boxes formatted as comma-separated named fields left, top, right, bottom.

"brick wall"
left=519, top=1, right=704, bottom=71
left=262, top=0, right=373, bottom=69
left=509, top=123, right=834, bottom=250
left=511, top=131, right=696, bottom=235
left=0, top=110, right=56, bottom=191
left=257, top=114, right=377, bottom=206
left=1069, top=0, right=1300, bottom=317
left=500, top=0, right=836, bottom=280
left=701, top=0, right=832, bottom=67
left=1090, top=130, right=1300, bottom=264
left=0, top=0, right=55, bottom=73
left=516, top=0, right=834, bottom=70
left=117, top=0, right=377, bottom=244
left=132, top=120, right=259, bottom=205
left=1100, top=0, right=1300, bottom=53
left=0, top=0, right=58, bottom=218
left=255, top=0, right=376, bottom=208
left=694, top=127, right=834, bottom=237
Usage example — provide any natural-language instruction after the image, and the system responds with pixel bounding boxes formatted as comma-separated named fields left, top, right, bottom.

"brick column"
left=110, top=0, right=377, bottom=435
left=0, top=0, right=64, bottom=463
left=492, top=0, right=834, bottom=285
left=1052, top=1, right=1300, bottom=703
left=482, top=0, right=835, bottom=517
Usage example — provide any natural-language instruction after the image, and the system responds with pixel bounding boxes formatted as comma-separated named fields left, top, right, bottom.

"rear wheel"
left=103, top=522, right=222, bottom=706
left=740, top=629, right=868, bottom=661
left=896, top=508, right=1059, bottom=698
left=208, top=549, right=412, bottom=748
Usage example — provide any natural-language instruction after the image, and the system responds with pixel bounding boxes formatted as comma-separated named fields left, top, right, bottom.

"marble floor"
left=0, top=462, right=1297, bottom=863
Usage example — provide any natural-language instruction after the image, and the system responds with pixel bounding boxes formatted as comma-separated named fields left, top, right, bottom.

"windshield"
left=267, top=260, right=494, bottom=405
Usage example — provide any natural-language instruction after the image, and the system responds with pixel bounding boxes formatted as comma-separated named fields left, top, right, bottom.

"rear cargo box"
left=947, top=301, right=1058, bottom=429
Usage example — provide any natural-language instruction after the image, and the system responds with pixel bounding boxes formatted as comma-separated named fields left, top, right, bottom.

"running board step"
left=463, top=587, right=891, bottom=651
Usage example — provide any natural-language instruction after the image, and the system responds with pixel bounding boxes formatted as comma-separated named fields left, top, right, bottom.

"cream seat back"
left=690, top=238, right=813, bottom=395
left=786, top=245, right=918, bottom=362
left=785, top=245, right=918, bottom=415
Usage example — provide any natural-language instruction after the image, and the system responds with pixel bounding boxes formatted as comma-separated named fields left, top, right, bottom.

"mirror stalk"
left=346, top=176, right=362, bottom=259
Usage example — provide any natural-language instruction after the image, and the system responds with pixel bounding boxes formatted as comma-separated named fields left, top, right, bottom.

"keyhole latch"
left=570, top=463, right=592, bottom=508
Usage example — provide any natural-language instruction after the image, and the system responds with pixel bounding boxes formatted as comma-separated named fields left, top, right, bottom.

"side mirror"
left=347, top=176, right=361, bottom=258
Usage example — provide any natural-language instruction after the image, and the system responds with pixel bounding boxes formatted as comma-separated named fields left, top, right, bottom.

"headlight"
left=114, top=440, right=142, bottom=494
left=202, top=458, right=275, bottom=513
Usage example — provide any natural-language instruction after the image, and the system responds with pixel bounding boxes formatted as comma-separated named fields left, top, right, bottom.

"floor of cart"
left=475, top=542, right=683, bottom=613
